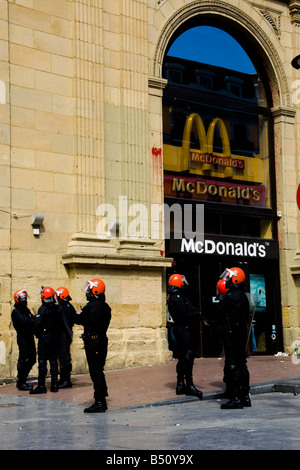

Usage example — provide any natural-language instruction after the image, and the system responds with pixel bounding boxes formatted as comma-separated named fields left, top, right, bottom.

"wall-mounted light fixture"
left=31, top=213, right=44, bottom=236
left=0, top=209, right=45, bottom=236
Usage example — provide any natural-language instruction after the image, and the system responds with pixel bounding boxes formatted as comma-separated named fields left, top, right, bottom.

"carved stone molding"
left=271, top=106, right=297, bottom=122
left=148, top=76, right=168, bottom=97
left=62, top=232, right=172, bottom=270
left=153, top=0, right=290, bottom=107
left=289, top=0, right=300, bottom=25
left=260, top=8, right=281, bottom=37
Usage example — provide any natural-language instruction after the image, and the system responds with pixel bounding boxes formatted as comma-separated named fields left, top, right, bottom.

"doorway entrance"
left=162, top=21, right=283, bottom=357
left=166, top=250, right=283, bottom=357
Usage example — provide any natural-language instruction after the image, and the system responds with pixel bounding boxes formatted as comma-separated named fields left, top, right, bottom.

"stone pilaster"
left=74, top=0, right=105, bottom=234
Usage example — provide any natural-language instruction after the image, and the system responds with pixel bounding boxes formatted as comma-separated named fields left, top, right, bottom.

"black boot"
left=58, top=379, right=72, bottom=389
left=58, top=366, right=72, bottom=389
left=17, top=381, right=33, bottom=391
left=50, top=377, right=59, bottom=392
left=185, top=384, right=203, bottom=399
left=30, top=382, right=47, bottom=394
left=241, top=395, right=251, bottom=407
left=84, top=399, right=107, bottom=413
left=176, top=377, right=185, bottom=395
left=185, top=378, right=203, bottom=399
left=221, top=397, right=243, bottom=409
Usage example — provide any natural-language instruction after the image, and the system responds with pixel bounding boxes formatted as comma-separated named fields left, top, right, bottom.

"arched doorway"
left=161, top=22, right=283, bottom=356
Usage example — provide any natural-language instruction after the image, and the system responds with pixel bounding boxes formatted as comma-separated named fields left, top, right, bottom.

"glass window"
left=162, top=59, right=271, bottom=211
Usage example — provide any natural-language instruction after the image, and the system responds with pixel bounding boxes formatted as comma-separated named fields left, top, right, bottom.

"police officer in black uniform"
left=11, top=290, right=36, bottom=391
left=216, top=267, right=251, bottom=409
left=30, top=286, right=61, bottom=394
left=167, top=274, right=203, bottom=399
left=55, top=287, right=76, bottom=389
left=74, top=278, right=111, bottom=413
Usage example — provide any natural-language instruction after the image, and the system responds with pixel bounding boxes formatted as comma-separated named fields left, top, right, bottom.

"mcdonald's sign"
left=163, top=113, right=264, bottom=184
left=164, top=174, right=266, bottom=206
left=182, top=114, right=232, bottom=171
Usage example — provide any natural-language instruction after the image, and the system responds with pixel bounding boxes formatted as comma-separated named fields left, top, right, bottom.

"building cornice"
left=62, top=232, right=172, bottom=270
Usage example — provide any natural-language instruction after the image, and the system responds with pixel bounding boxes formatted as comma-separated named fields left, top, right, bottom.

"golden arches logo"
left=182, top=113, right=231, bottom=169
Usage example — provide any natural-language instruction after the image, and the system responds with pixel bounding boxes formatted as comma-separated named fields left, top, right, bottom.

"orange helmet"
left=168, top=274, right=188, bottom=289
left=216, top=279, right=228, bottom=295
left=228, top=267, right=245, bottom=285
left=84, top=278, right=105, bottom=297
left=14, top=290, right=27, bottom=303
left=55, top=287, right=70, bottom=301
left=40, top=286, right=55, bottom=302
left=220, top=267, right=245, bottom=286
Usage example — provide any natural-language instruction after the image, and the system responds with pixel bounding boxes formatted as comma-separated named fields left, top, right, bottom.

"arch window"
left=162, top=25, right=276, bottom=240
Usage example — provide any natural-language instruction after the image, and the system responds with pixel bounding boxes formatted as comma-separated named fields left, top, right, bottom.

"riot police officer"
left=216, top=267, right=251, bottom=409
left=167, top=274, right=203, bottom=399
left=74, top=278, right=111, bottom=413
left=30, top=286, right=61, bottom=394
left=11, top=290, right=36, bottom=391
left=55, top=287, right=76, bottom=388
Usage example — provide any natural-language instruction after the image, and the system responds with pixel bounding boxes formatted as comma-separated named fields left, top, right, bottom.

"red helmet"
left=216, top=279, right=228, bottom=295
left=168, top=274, right=188, bottom=289
left=55, top=287, right=70, bottom=301
left=40, top=286, right=55, bottom=301
left=228, top=267, right=245, bottom=285
left=14, top=290, right=27, bottom=303
left=220, top=267, right=245, bottom=285
left=84, top=278, right=105, bottom=297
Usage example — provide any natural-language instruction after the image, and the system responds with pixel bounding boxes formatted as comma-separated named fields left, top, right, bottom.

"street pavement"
left=0, top=355, right=299, bottom=453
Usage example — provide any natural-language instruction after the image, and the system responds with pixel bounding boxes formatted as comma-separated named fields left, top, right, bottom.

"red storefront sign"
left=164, top=174, right=266, bottom=206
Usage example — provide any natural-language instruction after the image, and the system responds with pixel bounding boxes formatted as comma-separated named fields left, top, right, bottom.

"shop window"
left=163, top=47, right=273, bottom=244
left=204, top=212, right=261, bottom=237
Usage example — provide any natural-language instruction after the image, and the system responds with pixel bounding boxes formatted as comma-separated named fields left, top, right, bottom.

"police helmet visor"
left=219, top=268, right=236, bottom=281
left=15, top=290, right=28, bottom=302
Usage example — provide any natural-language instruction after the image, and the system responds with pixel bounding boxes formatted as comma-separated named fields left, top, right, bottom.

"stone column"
left=272, top=106, right=300, bottom=349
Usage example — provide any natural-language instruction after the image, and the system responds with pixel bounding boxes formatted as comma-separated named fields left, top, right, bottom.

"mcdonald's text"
left=180, top=238, right=267, bottom=257
left=164, top=175, right=266, bottom=206
left=190, top=151, right=245, bottom=169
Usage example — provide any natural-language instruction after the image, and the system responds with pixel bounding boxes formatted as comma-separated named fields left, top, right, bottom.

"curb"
left=128, top=379, right=300, bottom=410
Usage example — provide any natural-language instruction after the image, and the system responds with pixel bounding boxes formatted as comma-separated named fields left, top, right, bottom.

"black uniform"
left=57, top=300, right=76, bottom=388
left=11, top=303, right=36, bottom=390
left=167, top=288, right=202, bottom=398
left=31, top=302, right=62, bottom=393
left=74, top=294, right=111, bottom=409
left=217, top=285, right=250, bottom=407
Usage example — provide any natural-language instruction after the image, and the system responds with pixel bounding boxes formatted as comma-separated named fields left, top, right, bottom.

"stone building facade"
left=0, top=0, right=299, bottom=381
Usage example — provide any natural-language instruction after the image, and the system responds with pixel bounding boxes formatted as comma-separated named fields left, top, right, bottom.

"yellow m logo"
left=182, top=113, right=232, bottom=175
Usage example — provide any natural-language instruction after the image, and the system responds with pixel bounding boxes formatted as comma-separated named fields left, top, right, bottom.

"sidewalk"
left=0, top=355, right=299, bottom=409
